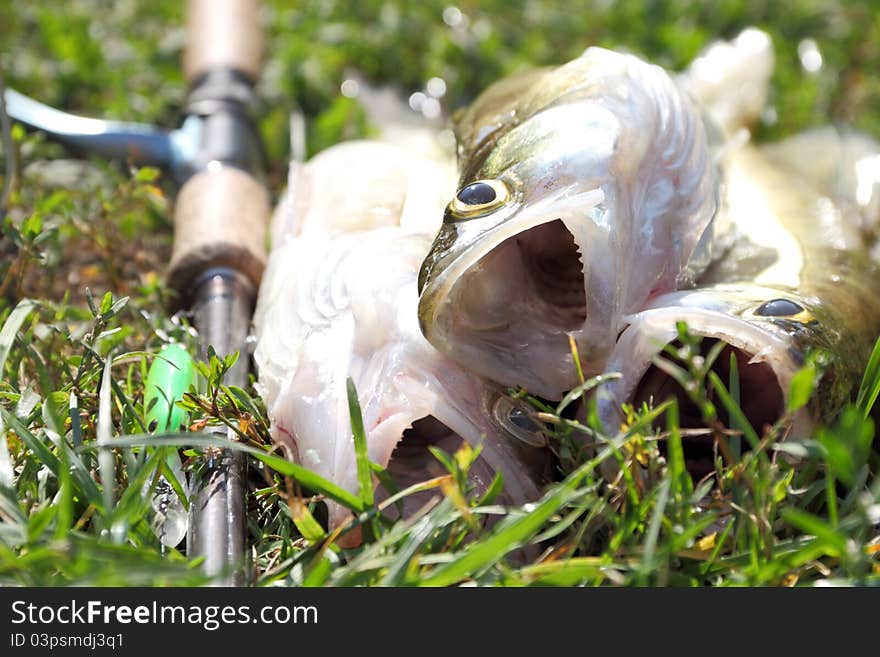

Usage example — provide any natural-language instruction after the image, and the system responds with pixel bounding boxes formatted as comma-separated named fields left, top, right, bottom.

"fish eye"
left=458, top=181, right=497, bottom=205
left=492, top=396, right=547, bottom=447
left=448, top=179, right=510, bottom=220
left=755, top=298, right=804, bottom=317
left=754, top=298, right=815, bottom=323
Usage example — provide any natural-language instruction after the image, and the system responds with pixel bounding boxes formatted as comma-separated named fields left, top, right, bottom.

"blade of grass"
left=665, top=400, right=691, bottom=500
left=289, top=498, right=327, bottom=543
left=1, top=408, right=59, bottom=476
left=107, top=447, right=167, bottom=530
left=641, top=478, right=671, bottom=574
left=568, top=334, right=585, bottom=384
left=24, top=344, right=55, bottom=419
left=518, top=557, right=606, bottom=586
left=336, top=498, right=453, bottom=587
left=817, top=407, right=874, bottom=487
left=531, top=495, right=596, bottom=544
left=158, top=457, right=189, bottom=512
left=856, top=335, right=880, bottom=419
left=556, top=372, right=621, bottom=415
left=825, top=468, right=839, bottom=528
left=728, top=350, right=742, bottom=461
left=85, top=433, right=364, bottom=513
left=377, top=475, right=450, bottom=514
left=346, top=378, right=373, bottom=508
left=708, top=371, right=762, bottom=452
left=419, top=457, right=600, bottom=587
left=380, top=513, right=437, bottom=586
left=699, top=517, right=736, bottom=576
left=81, top=343, right=148, bottom=435
left=476, top=472, right=504, bottom=506
left=0, top=487, right=26, bottom=533
left=779, top=507, right=847, bottom=556
left=60, top=438, right=102, bottom=507
left=0, top=299, right=36, bottom=375
left=302, top=554, right=336, bottom=587
left=27, top=503, right=57, bottom=542
left=651, top=353, right=717, bottom=424
left=788, top=362, right=817, bottom=413
left=54, top=438, right=73, bottom=540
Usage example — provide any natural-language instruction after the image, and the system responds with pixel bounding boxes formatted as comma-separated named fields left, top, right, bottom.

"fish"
left=683, top=27, right=879, bottom=239
left=253, top=140, right=552, bottom=534
left=417, top=44, right=723, bottom=399
left=759, top=126, right=880, bottom=239
left=596, top=133, right=880, bottom=479
left=269, top=139, right=457, bottom=243
left=677, top=27, right=775, bottom=137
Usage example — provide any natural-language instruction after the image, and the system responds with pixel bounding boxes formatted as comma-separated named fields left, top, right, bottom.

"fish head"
left=596, top=284, right=838, bottom=478
left=418, top=101, right=618, bottom=399
left=419, top=48, right=716, bottom=400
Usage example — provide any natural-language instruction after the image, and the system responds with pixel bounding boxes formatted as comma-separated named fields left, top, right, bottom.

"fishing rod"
left=173, top=0, right=267, bottom=586
left=170, top=0, right=267, bottom=586
left=4, top=0, right=269, bottom=585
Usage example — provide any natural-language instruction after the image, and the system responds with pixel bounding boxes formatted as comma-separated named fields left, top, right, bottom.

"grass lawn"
left=1, top=0, right=879, bottom=586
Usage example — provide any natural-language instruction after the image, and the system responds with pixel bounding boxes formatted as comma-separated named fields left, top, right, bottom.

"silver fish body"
left=418, top=45, right=720, bottom=399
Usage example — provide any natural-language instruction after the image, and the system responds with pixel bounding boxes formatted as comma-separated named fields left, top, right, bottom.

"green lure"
left=145, top=343, right=194, bottom=433
left=143, top=342, right=194, bottom=548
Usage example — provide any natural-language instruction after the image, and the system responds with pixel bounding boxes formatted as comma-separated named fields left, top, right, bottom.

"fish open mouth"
left=427, top=219, right=587, bottom=399
left=376, top=416, right=552, bottom=518
left=632, top=339, right=784, bottom=481
left=376, top=416, right=503, bottom=519
left=514, top=220, right=588, bottom=324
left=597, top=302, right=805, bottom=482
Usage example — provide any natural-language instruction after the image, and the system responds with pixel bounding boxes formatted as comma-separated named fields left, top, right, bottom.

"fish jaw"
left=596, top=286, right=815, bottom=444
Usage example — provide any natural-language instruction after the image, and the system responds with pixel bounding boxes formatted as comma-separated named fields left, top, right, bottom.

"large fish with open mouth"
left=596, top=128, right=880, bottom=476
left=254, top=140, right=551, bottom=532
left=417, top=44, right=723, bottom=399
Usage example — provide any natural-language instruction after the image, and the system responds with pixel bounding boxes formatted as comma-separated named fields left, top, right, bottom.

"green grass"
left=1, top=1, right=879, bottom=586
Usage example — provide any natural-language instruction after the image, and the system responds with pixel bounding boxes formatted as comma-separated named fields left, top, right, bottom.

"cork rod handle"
left=168, top=168, right=269, bottom=295
left=169, top=0, right=268, bottom=300
left=183, top=0, right=263, bottom=83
